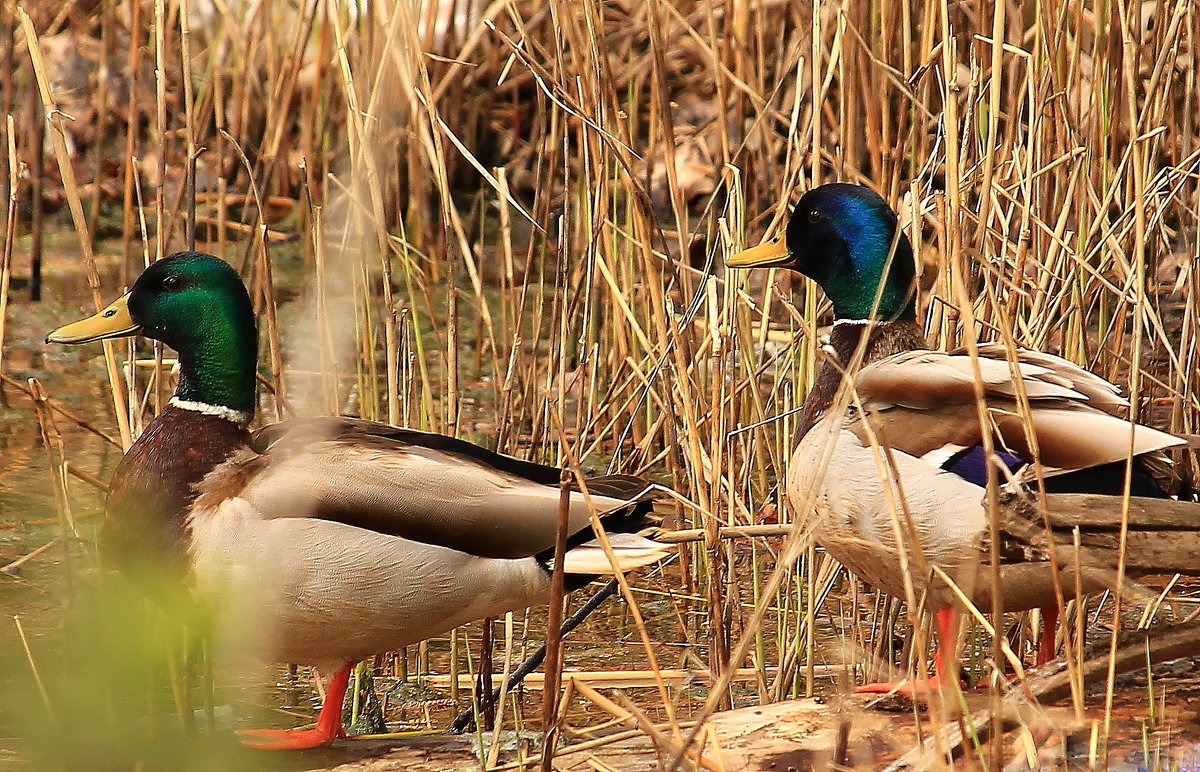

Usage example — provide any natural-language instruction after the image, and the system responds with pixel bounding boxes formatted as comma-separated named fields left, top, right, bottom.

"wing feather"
left=235, top=417, right=655, bottom=559
left=847, top=345, right=1185, bottom=478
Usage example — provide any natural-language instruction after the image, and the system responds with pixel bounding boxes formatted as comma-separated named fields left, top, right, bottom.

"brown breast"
left=794, top=320, right=928, bottom=443
left=104, top=405, right=251, bottom=588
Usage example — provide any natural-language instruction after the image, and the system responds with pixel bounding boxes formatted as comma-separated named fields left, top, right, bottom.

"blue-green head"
left=48, top=252, right=259, bottom=414
left=727, top=183, right=918, bottom=322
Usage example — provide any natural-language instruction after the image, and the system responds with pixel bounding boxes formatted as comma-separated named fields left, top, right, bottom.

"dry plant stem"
left=218, top=129, right=286, bottom=420
left=153, top=0, right=167, bottom=262
left=705, top=280, right=732, bottom=709
left=0, top=374, right=120, bottom=446
left=484, top=611, right=516, bottom=768
left=648, top=701, right=720, bottom=772
left=13, top=616, right=54, bottom=720
left=539, top=467, right=572, bottom=771
left=179, top=0, right=197, bottom=251
left=434, top=665, right=819, bottom=693
left=0, top=2, right=9, bottom=244
left=0, top=116, right=15, bottom=374
left=119, top=0, right=142, bottom=285
left=666, top=512, right=823, bottom=768
left=476, top=615, right=495, bottom=731
left=581, top=682, right=716, bottom=772
left=1101, top=8, right=1149, bottom=748
left=17, top=7, right=132, bottom=448
left=982, top=291, right=1079, bottom=706
left=449, top=576, right=621, bottom=734
left=27, top=379, right=77, bottom=562
left=0, top=507, right=103, bottom=534
left=551, top=410, right=679, bottom=731
left=943, top=216, right=1006, bottom=762
left=2, top=538, right=60, bottom=576
left=27, top=60, right=43, bottom=304
left=654, top=524, right=793, bottom=544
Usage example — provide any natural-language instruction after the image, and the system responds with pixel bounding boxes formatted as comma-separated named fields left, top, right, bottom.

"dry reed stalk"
left=26, top=378, right=76, bottom=543
left=425, top=666, right=813, bottom=691
left=0, top=373, right=120, bottom=446
left=17, top=6, right=132, bottom=448
left=538, top=466, right=572, bottom=770
left=548, top=413, right=680, bottom=737
left=13, top=616, right=54, bottom=719
left=483, top=611, right=517, bottom=767
left=0, top=2, right=10, bottom=246
left=152, top=0, right=166, bottom=261
left=0, top=116, right=15, bottom=376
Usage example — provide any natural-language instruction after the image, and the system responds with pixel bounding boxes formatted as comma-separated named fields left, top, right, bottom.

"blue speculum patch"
left=941, top=445, right=1026, bottom=487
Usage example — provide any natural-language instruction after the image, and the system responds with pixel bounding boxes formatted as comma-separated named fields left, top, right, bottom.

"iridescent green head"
left=48, top=252, right=259, bottom=415
left=727, top=183, right=918, bottom=322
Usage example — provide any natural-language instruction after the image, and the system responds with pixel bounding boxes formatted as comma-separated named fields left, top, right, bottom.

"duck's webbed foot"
left=238, top=662, right=353, bottom=751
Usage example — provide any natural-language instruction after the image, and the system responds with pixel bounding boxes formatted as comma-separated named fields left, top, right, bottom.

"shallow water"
left=1, top=242, right=128, bottom=616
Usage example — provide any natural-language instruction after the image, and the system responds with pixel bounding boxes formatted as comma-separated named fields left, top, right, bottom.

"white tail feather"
left=562, top=533, right=671, bottom=574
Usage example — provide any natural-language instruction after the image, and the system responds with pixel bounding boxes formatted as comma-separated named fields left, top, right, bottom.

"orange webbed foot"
left=855, top=677, right=947, bottom=697
left=238, top=662, right=355, bottom=751
left=236, top=725, right=345, bottom=750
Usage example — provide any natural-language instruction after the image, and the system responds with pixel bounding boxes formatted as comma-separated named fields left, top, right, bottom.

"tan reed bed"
left=0, top=0, right=1197, bottom=768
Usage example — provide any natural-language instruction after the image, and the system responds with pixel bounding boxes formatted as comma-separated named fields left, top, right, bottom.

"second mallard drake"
left=728, top=183, right=1189, bottom=693
left=47, top=252, right=671, bottom=749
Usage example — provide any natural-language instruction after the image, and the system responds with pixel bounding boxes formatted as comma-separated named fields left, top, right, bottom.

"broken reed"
left=3, top=0, right=1199, bottom=765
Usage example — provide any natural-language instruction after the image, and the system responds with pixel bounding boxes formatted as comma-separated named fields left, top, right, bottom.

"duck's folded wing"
left=238, top=417, right=655, bottom=559
left=854, top=347, right=1120, bottom=411
left=848, top=348, right=1186, bottom=473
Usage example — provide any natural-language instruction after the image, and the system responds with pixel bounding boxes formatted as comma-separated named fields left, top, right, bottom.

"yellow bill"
left=46, top=293, right=141, bottom=344
left=725, top=237, right=790, bottom=268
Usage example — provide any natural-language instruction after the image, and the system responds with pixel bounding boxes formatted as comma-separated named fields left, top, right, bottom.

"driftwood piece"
left=1074, top=532, right=1200, bottom=572
left=1039, top=493, right=1200, bottom=530
left=997, top=492, right=1200, bottom=576
left=881, top=618, right=1200, bottom=771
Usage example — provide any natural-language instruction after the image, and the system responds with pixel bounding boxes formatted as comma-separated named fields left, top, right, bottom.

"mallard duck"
left=727, top=183, right=1188, bottom=693
left=46, top=251, right=671, bottom=749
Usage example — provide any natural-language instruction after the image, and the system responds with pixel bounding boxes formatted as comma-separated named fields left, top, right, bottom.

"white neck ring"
left=168, top=397, right=252, bottom=426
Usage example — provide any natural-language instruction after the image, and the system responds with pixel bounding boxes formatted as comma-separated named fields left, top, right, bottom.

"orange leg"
left=1035, top=604, right=1059, bottom=666
left=857, top=607, right=958, bottom=695
left=237, top=663, right=353, bottom=750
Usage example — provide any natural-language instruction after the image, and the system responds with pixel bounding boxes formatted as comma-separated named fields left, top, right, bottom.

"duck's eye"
left=162, top=276, right=183, bottom=291
left=807, top=210, right=824, bottom=224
